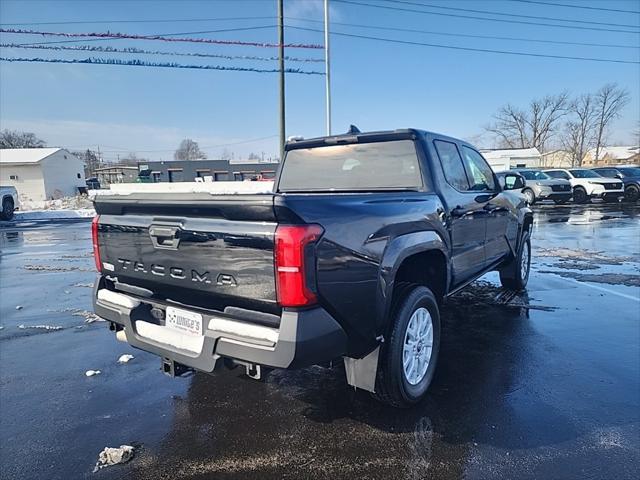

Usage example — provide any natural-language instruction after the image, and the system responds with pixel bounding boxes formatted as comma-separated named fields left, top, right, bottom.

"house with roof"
left=581, top=146, right=640, bottom=166
left=479, top=147, right=542, bottom=172
left=0, top=148, right=86, bottom=202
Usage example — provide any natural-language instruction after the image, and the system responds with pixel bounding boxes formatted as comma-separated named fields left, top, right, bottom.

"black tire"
left=573, top=187, right=589, bottom=204
left=499, top=233, right=531, bottom=291
left=374, top=285, right=441, bottom=408
left=522, top=188, right=536, bottom=205
left=0, top=197, right=14, bottom=221
left=624, top=185, right=639, bottom=203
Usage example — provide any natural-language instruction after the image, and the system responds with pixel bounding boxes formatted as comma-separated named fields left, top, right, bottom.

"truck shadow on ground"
left=124, top=281, right=635, bottom=480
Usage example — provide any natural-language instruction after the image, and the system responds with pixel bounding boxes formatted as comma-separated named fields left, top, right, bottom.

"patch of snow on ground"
left=93, top=445, right=135, bottom=472
left=18, top=324, right=63, bottom=331
left=85, top=370, right=101, bottom=377
left=117, top=354, right=134, bottom=363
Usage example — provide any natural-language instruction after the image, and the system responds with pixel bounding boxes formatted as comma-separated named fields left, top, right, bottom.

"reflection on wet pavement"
left=0, top=205, right=638, bottom=480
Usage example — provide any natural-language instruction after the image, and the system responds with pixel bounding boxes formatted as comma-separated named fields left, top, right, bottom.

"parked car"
left=543, top=168, right=624, bottom=204
left=511, top=169, right=572, bottom=205
left=85, top=177, right=101, bottom=190
left=591, top=166, right=640, bottom=203
left=0, top=186, right=18, bottom=221
left=92, top=128, right=533, bottom=407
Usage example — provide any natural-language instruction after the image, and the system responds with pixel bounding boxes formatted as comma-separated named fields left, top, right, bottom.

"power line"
left=0, top=56, right=326, bottom=74
left=288, top=26, right=639, bottom=64
left=378, top=0, right=640, bottom=29
left=510, top=0, right=640, bottom=15
left=287, top=16, right=638, bottom=49
left=0, top=16, right=275, bottom=26
left=0, top=43, right=324, bottom=62
left=0, top=28, right=325, bottom=49
left=333, top=0, right=640, bottom=34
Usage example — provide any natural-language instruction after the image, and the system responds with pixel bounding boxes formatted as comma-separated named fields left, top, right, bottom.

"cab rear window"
left=278, top=140, right=423, bottom=192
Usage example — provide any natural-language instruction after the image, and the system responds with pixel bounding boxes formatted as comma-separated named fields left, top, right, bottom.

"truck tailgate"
left=94, top=193, right=278, bottom=311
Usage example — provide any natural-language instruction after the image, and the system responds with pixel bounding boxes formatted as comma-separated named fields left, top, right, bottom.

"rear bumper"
left=93, top=280, right=347, bottom=373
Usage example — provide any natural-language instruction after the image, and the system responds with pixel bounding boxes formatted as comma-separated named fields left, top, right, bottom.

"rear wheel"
left=374, top=286, right=440, bottom=408
left=624, top=185, right=639, bottom=203
left=522, top=188, right=536, bottom=205
left=0, top=197, right=14, bottom=221
left=573, top=187, right=589, bottom=204
left=499, top=234, right=531, bottom=291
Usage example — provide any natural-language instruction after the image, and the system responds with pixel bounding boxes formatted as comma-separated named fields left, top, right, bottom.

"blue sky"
left=0, top=0, right=638, bottom=162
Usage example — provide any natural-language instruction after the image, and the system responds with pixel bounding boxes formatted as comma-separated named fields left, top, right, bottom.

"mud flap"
left=343, top=346, right=380, bottom=393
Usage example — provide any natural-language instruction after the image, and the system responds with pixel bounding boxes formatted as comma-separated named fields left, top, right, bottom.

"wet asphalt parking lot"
left=0, top=204, right=639, bottom=480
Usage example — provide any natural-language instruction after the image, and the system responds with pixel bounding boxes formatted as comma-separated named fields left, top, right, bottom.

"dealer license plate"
left=165, top=306, right=203, bottom=336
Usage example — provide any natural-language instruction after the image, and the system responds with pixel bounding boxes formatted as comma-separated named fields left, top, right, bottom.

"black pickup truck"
left=92, top=128, right=532, bottom=407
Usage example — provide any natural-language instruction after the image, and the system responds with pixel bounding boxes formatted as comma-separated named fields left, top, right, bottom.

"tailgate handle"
left=149, top=225, right=181, bottom=250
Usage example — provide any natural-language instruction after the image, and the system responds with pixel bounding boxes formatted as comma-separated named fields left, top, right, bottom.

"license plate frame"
left=165, top=306, right=204, bottom=337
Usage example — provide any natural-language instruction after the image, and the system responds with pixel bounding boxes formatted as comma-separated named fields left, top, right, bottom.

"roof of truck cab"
left=284, top=128, right=463, bottom=150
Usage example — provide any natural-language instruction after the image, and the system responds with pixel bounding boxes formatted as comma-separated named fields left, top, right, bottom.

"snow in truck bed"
left=103, top=181, right=275, bottom=196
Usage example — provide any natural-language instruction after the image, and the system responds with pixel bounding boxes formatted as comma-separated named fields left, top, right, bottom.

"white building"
left=0, top=148, right=86, bottom=202
left=480, top=147, right=542, bottom=172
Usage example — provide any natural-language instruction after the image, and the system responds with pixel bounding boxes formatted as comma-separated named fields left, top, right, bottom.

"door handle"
left=149, top=224, right=182, bottom=250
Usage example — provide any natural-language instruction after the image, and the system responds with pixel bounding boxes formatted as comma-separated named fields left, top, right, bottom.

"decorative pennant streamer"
left=0, top=56, right=325, bottom=75
left=0, top=28, right=325, bottom=49
left=0, top=43, right=324, bottom=62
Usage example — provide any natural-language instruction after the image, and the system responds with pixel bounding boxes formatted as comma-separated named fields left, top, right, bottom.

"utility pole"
left=277, top=0, right=285, bottom=161
left=324, top=0, right=331, bottom=135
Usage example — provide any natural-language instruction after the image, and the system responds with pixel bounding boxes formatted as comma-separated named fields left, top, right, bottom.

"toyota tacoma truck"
left=92, top=128, right=533, bottom=407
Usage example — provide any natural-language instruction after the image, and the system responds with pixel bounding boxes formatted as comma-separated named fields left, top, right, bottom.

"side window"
left=461, top=146, right=496, bottom=191
left=434, top=140, right=469, bottom=191
left=548, top=170, right=570, bottom=180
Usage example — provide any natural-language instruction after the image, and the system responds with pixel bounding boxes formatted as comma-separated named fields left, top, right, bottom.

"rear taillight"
left=274, top=224, right=323, bottom=307
left=92, top=215, right=102, bottom=272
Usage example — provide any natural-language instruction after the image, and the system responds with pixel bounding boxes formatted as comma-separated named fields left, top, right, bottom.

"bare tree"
left=0, top=129, right=46, bottom=148
left=119, top=153, right=148, bottom=166
left=219, top=148, right=231, bottom=161
left=593, top=83, right=630, bottom=161
left=485, top=92, right=569, bottom=152
left=560, top=93, right=597, bottom=167
left=174, top=139, right=207, bottom=161
left=73, top=149, right=103, bottom=177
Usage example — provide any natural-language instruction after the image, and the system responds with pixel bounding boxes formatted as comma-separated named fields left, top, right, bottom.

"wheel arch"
left=377, top=231, right=449, bottom=330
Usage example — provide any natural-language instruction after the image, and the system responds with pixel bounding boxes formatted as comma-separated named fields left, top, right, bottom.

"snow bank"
left=15, top=209, right=94, bottom=220
left=10, top=195, right=95, bottom=220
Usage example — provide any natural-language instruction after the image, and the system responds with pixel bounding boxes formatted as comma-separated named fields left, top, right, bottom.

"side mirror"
left=502, top=174, right=525, bottom=191
left=616, top=173, right=624, bottom=179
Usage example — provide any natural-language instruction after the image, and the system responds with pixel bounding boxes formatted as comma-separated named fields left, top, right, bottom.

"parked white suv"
left=0, top=186, right=18, bottom=220
left=543, top=168, right=624, bottom=204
